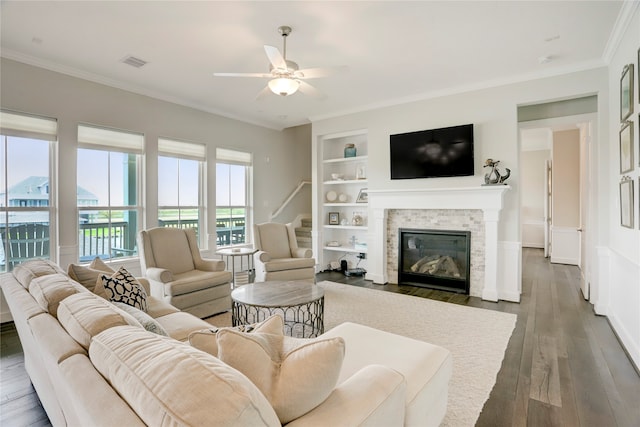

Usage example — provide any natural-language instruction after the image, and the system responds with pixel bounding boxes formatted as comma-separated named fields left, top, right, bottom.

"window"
left=0, top=111, right=56, bottom=271
left=216, top=148, right=252, bottom=247
left=158, top=138, right=205, bottom=241
left=77, top=124, right=143, bottom=261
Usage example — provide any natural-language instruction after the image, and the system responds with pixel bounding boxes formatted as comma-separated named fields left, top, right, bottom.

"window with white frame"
left=216, top=148, right=252, bottom=247
left=158, top=137, right=205, bottom=242
left=77, top=124, right=143, bottom=262
left=0, top=111, right=56, bottom=271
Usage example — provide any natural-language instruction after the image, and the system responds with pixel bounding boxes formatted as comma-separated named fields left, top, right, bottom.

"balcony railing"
left=78, top=221, right=135, bottom=262
left=1, top=216, right=248, bottom=271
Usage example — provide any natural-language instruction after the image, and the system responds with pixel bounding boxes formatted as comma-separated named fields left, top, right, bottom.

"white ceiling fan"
left=213, top=25, right=347, bottom=99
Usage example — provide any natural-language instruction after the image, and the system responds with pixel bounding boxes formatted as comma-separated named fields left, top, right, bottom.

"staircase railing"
left=269, top=180, right=311, bottom=221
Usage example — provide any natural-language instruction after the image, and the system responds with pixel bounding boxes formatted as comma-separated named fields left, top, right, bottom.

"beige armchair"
left=253, top=222, right=316, bottom=282
left=137, top=227, right=232, bottom=318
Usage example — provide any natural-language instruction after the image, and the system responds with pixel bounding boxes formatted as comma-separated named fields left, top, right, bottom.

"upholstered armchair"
left=253, top=222, right=316, bottom=282
left=137, top=227, right=232, bottom=318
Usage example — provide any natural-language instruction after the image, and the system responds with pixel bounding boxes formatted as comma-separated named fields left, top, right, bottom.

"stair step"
left=295, top=227, right=311, bottom=237
left=301, top=219, right=312, bottom=228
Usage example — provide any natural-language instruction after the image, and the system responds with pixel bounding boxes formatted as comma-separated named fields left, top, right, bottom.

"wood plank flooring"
left=318, top=248, right=640, bottom=427
left=1, top=248, right=638, bottom=426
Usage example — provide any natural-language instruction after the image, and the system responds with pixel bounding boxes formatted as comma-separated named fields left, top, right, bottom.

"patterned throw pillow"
left=100, top=266, right=149, bottom=312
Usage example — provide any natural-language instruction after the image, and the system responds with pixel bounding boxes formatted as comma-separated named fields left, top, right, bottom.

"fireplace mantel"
left=366, top=186, right=510, bottom=301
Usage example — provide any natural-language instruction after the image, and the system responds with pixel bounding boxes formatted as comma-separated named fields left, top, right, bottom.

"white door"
left=579, top=122, right=592, bottom=300
left=544, top=160, right=551, bottom=258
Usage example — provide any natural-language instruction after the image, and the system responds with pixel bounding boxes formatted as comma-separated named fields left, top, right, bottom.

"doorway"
left=518, top=108, right=596, bottom=301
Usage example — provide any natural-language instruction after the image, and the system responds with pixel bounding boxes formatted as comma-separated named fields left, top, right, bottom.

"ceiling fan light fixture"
left=268, top=77, right=299, bottom=96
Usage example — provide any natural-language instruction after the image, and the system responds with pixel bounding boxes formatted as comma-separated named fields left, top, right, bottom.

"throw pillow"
left=100, top=266, right=149, bottom=312
left=216, top=329, right=345, bottom=424
left=67, top=257, right=114, bottom=293
left=189, top=314, right=284, bottom=357
left=112, top=302, right=168, bottom=336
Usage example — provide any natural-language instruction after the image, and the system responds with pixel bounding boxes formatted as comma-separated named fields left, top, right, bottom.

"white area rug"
left=210, top=281, right=517, bottom=426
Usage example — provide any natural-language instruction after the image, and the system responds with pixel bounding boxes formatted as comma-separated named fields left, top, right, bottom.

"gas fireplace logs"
left=410, top=255, right=461, bottom=278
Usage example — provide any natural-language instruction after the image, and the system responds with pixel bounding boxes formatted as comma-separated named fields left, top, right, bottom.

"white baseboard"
left=608, top=312, right=640, bottom=372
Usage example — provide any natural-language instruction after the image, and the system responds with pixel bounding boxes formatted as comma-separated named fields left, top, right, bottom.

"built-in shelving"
left=314, top=129, right=369, bottom=273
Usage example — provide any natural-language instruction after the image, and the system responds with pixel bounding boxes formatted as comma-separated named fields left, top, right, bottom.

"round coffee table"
left=231, top=281, right=324, bottom=338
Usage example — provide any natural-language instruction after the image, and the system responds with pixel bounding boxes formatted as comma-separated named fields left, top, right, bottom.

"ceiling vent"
left=121, top=55, right=148, bottom=68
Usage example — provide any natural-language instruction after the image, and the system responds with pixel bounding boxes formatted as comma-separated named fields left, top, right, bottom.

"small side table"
left=231, top=281, right=324, bottom=338
left=216, top=247, right=257, bottom=288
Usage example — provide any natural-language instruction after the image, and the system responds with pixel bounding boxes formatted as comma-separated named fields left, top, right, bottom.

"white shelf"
left=323, top=246, right=368, bottom=253
left=324, top=225, right=368, bottom=230
left=324, top=179, right=368, bottom=185
left=323, top=155, right=368, bottom=164
left=324, top=202, right=368, bottom=207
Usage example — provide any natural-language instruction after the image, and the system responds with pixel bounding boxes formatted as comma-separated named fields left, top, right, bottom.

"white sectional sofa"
left=1, top=259, right=452, bottom=426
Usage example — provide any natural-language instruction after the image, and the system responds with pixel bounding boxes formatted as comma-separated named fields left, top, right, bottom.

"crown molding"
left=602, top=1, right=639, bottom=64
left=309, top=59, right=606, bottom=123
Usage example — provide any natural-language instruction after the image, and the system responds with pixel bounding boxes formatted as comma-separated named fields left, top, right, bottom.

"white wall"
left=312, top=67, right=609, bottom=303
left=0, top=58, right=312, bottom=321
left=600, top=5, right=640, bottom=369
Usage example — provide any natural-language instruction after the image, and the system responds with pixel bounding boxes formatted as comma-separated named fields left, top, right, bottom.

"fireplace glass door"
left=398, top=228, right=471, bottom=294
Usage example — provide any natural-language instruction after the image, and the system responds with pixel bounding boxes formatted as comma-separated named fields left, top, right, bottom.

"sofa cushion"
left=67, top=257, right=114, bottom=293
left=153, top=311, right=211, bottom=342
left=57, top=292, right=142, bottom=350
left=164, top=270, right=232, bottom=296
left=28, top=273, right=89, bottom=318
left=189, top=314, right=284, bottom=357
left=12, top=259, right=65, bottom=289
left=90, top=326, right=281, bottom=427
left=217, top=330, right=345, bottom=424
left=99, top=267, right=148, bottom=312
left=112, top=302, right=168, bottom=336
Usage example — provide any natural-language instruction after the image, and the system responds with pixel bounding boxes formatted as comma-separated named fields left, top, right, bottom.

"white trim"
left=602, top=1, right=640, bottom=64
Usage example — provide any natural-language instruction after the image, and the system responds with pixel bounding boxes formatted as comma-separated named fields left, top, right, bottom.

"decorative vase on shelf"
left=344, top=143, right=356, bottom=158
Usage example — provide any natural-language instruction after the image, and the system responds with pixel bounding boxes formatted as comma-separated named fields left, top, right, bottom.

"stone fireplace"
left=366, top=186, right=510, bottom=301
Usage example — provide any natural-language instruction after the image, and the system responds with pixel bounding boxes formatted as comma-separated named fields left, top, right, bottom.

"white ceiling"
left=0, top=1, right=624, bottom=130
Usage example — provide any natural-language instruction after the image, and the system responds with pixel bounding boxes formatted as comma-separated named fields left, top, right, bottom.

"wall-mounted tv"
left=390, top=124, right=474, bottom=179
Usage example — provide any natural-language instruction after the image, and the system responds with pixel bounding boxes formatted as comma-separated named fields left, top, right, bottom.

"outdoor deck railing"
left=2, top=216, right=247, bottom=269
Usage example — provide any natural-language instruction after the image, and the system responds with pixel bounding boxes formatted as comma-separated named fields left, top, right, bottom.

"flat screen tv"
left=390, top=124, right=474, bottom=179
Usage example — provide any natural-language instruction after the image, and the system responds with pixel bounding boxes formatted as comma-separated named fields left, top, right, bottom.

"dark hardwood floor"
left=1, top=248, right=638, bottom=426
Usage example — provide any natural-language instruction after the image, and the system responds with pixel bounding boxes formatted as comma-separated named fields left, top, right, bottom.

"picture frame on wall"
left=620, top=63, right=634, bottom=122
left=328, top=212, right=339, bottom=225
left=619, top=121, right=633, bottom=173
left=620, top=179, right=634, bottom=229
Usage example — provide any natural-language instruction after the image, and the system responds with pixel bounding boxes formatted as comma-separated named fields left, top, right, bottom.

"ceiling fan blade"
left=255, top=85, right=271, bottom=101
left=295, top=65, right=349, bottom=79
left=213, top=72, right=271, bottom=78
left=298, top=81, right=326, bottom=99
left=264, top=45, right=287, bottom=70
